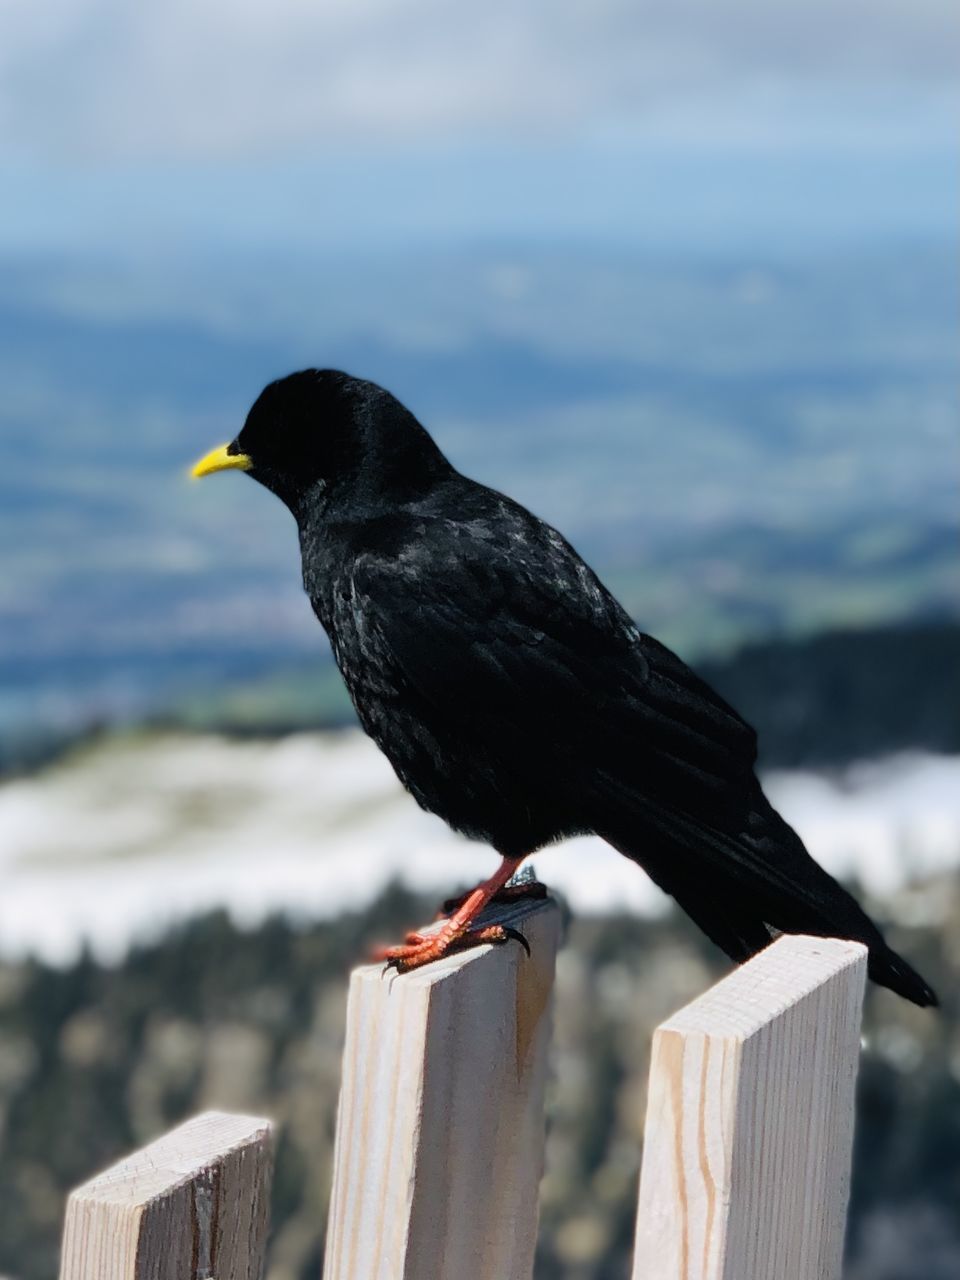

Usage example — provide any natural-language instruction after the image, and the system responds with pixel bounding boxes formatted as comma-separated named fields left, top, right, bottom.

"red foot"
left=373, top=922, right=524, bottom=972
left=371, top=854, right=531, bottom=972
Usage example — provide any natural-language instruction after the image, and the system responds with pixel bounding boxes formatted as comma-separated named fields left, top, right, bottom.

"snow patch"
left=1, top=731, right=957, bottom=964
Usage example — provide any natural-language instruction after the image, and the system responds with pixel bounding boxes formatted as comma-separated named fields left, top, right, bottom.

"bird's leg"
left=374, top=855, right=527, bottom=972
left=438, top=868, right=547, bottom=918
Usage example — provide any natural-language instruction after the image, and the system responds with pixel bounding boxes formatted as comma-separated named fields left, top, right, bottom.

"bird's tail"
left=599, top=788, right=937, bottom=1008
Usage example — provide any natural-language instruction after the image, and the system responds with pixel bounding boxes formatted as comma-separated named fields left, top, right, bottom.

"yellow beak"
left=190, top=443, right=253, bottom=479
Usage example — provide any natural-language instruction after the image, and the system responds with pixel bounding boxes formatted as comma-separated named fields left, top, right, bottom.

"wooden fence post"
left=59, top=1110, right=273, bottom=1280
left=323, top=892, right=561, bottom=1280
left=632, top=933, right=868, bottom=1280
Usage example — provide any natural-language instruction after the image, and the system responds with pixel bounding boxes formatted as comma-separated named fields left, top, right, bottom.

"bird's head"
left=190, top=369, right=448, bottom=517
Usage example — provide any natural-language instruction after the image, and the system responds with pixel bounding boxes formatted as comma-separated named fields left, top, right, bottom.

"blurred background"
left=0, top=2, right=958, bottom=1277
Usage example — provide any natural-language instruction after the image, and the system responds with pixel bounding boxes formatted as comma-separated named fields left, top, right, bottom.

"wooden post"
left=59, top=1110, right=273, bottom=1280
left=633, top=933, right=868, bottom=1280
left=324, top=893, right=561, bottom=1280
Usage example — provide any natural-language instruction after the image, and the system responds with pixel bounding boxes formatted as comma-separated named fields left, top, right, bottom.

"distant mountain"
left=2, top=240, right=956, bottom=738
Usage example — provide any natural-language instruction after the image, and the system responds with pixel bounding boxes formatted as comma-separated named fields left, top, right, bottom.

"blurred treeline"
left=3, top=619, right=956, bottom=779
left=168, top=620, right=960, bottom=770
left=1, top=876, right=957, bottom=1280
left=699, top=620, right=960, bottom=767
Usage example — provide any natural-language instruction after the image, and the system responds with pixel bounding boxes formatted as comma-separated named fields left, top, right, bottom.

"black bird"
left=191, top=370, right=936, bottom=1005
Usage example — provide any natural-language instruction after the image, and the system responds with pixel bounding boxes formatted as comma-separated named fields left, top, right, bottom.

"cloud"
left=0, top=0, right=956, bottom=161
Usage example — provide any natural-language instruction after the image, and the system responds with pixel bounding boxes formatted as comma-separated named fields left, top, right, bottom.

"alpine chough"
left=191, top=369, right=936, bottom=1005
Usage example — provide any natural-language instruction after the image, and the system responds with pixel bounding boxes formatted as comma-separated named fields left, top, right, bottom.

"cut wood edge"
left=66, top=1110, right=273, bottom=1207
left=660, top=933, right=868, bottom=1042
left=60, top=1110, right=274, bottom=1280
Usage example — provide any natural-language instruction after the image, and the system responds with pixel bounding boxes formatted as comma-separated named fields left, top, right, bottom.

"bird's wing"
left=343, top=514, right=758, bottom=823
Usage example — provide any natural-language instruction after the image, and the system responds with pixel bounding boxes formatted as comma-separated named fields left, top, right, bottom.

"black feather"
left=225, top=369, right=937, bottom=1008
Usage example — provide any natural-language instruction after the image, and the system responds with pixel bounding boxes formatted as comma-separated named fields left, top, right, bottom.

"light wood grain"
left=324, top=893, right=561, bottom=1280
left=633, top=933, right=868, bottom=1280
left=59, top=1109, right=273, bottom=1280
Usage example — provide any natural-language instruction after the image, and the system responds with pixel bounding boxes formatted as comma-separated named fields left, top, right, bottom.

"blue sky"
left=1, top=0, right=956, bottom=257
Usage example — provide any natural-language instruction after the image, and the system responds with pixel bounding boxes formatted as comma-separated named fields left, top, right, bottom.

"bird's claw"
left=500, top=925, right=531, bottom=956
left=373, top=922, right=530, bottom=972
